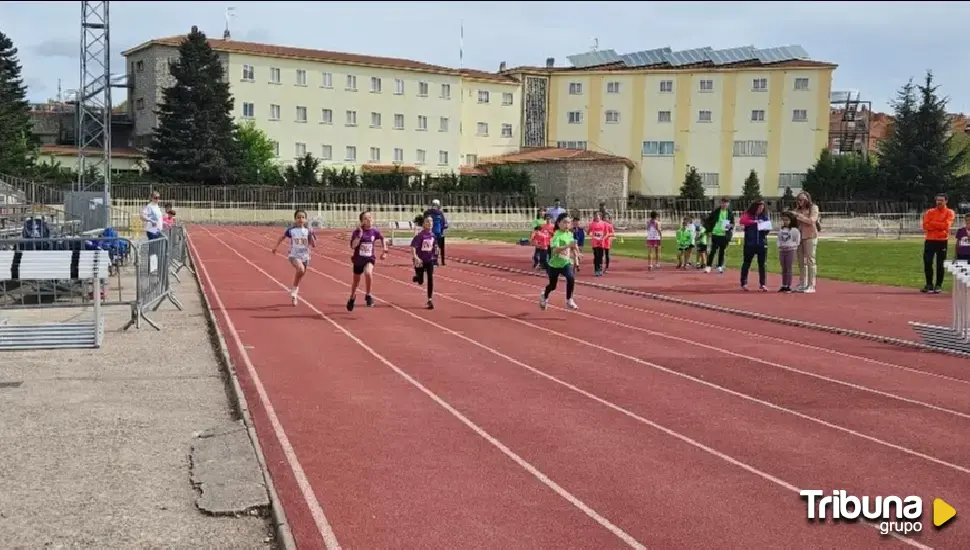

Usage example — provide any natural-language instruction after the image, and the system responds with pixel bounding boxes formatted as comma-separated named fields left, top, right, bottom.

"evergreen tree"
left=147, top=26, right=243, bottom=184
left=679, top=166, right=705, bottom=199
left=740, top=169, right=762, bottom=205
left=0, top=31, right=38, bottom=175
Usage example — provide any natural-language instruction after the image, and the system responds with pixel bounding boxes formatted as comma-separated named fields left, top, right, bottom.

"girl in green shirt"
left=540, top=213, right=580, bottom=311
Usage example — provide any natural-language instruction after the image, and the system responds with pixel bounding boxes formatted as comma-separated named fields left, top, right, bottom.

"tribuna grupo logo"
left=800, top=490, right=923, bottom=535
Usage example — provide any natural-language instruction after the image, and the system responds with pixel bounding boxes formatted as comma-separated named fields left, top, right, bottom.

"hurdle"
left=387, top=221, right=415, bottom=247
left=909, top=260, right=970, bottom=355
left=0, top=248, right=110, bottom=350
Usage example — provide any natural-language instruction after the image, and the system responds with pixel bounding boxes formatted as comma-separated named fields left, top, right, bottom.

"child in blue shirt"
left=572, top=216, right=586, bottom=272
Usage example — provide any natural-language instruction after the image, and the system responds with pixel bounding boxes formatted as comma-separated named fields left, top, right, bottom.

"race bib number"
left=558, top=249, right=571, bottom=260
left=960, top=236, right=970, bottom=247
left=420, top=238, right=435, bottom=252
left=359, top=242, right=374, bottom=257
left=592, top=231, right=604, bottom=239
left=292, top=237, right=308, bottom=247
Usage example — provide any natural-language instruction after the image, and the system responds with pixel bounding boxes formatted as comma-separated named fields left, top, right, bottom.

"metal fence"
left=910, top=260, right=970, bottom=354
left=124, top=232, right=183, bottom=330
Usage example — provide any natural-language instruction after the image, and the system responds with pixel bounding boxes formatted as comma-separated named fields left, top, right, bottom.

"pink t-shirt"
left=588, top=220, right=608, bottom=248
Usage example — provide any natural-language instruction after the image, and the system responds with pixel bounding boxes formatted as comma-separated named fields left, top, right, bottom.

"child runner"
left=533, top=209, right=546, bottom=230
left=588, top=212, right=608, bottom=276
left=531, top=220, right=552, bottom=270
left=603, top=215, right=616, bottom=274
left=411, top=216, right=438, bottom=310
left=540, top=213, right=555, bottom=260
left=347, top=211, right=387, bottom=311
left=271, top=209, right=317, bottom=306
left=776, top=211, right=801, bottom=292
left=540, top=213, right=580, bottom=311
left=957, top=213, right=970, bottom=262
left=694, top=216, right=708, bottom=269
left=646, top=211, right=662, bottom=270
left=675, top=217, right=694, bottom=269
left=571, top=216, right=585, bottom=272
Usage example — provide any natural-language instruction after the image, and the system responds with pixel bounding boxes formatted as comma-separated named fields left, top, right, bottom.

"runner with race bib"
left=410, top=215, right=438, bottom=310
left=271, top=209, right=316, bottom=306
left=539, top=213, right=580, bottom=311
left=587, top=211, right=608, bottom=277
left=347, top=211, right=386, bottom=311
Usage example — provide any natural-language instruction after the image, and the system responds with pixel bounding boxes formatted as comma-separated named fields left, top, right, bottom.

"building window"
left=794, top=77, right=810, bottom=91
left=296, top=70, right=307, bottom=86
left=501, top=123, right=513, bottom=138
left=321, top=72, right=333, bottom=88
left=605, top=110, right=620, bottom=124
left=270, top=140, right=279, bottom=157
left=321, top=145, right=332, bottom=160
left=659, top=80, right=673, bottom=93
left=752, top=78, right=767, bottom=92
left=698, top=110, right=712, bottom=122
left=369, top=77, right=381, bottom=93
left=369, top=147, right=380, bottom=162
left=556, top=141, right=588, bottom=150
left=345, top=146, right=357, bottom=161
left=733, top=140, right=768, bottom=157
left=321, top=109, right=333, bottom=124
left=476, top=122, right=489, bottom=136
left=416, top=149, right=427, bottom=164
left=394, top=114, right=405, bottom=129
left=241, top=65, right=254, bottom=81
left=346, top=110, right=357, bottom=126
left=698, top=79, right=714, bottom=92
left=241, top=102, right=254, bottom=118
left=478, top=90, right=490, bottom=104
left=269, top=67, right=281, bottom=84
left=657, top=110, right=672, bottom=123
left=642, top=141, right=675, bottom=156
left=417, top=115, right=428, bottom=130
left=295, top=142, right=306, bottom=157
left=439, top=117, right=449, bottom=132
left=568, top=82, right=583, bottom=95
left=502, top=92, right=513, bottom=105
left=269, top=104, right=280, bottom=121
left=792, top=109, right=808, bottom=122
left=438, top=150, right=449, bottom=165
left=779, top=173, right=807, bottom=192
left=607, top=81, right=620, bottom=94
left=296, top=106, right=307, bottom=122
left=465, top=154, right=478, bottom=166
left=136, top=60, right=144, bottom=72
left=699, top=172, right=719, bottom=191
left=346, top=75, right=357, bottom=91
left=418, top=81, right=429, bottom=96
left=440, top=84, right=451, bottom=99
left=567, top=111, right=583, bottom=124
left=370, top=112, right=382, bottom=128
left=393, top=148, right=404, bottom=163
left=751, top=110, right=765, bottom=122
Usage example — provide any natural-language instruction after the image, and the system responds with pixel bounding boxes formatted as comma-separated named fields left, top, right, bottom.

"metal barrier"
left=164, top=223, right=193, bottom=282
left=910, top=260, right=970, bottom=354
left=123, top=235, right=183, bottom=331
left=0, top=248, right=110, bottom=349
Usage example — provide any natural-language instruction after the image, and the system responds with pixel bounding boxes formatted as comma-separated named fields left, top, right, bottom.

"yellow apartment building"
left=506, top=46, right=835, bottom=197
left=121, top=33, right=521, bottom=175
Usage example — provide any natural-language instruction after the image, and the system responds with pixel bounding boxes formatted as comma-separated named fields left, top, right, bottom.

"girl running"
left=411, top=215, right=438, bottom=310
left=347, top=211, right=387, bottom=311
left=646, top=211, right=661, bottom=270
left=588, top=212, right=608, bottom=276
left=531, top=222, right=551, bottom=270
left=603, top=215, right=616, bottom=273
left=540, top=213, right=580, bottom=311
left=271, top=209, right=317, bottom=306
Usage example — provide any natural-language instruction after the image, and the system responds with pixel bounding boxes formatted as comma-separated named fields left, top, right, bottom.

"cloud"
left=31, top=39, right=77, bottom=60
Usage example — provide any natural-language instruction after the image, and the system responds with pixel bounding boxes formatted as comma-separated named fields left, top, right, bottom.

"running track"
left=189, top=225, right=969, bottom=549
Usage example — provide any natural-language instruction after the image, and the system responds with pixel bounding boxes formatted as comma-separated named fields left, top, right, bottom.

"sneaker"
left=920, top=286, right=932, bottom=293
left=365, top=294, right=375, bottom=307
left=539, top=292, right=548, bottom=311
left=759, top=285, right=768, bottom=292
left=779, top=286, right=790, bottom=293
left=567, top=299, right=579, bottom=310
left=704, top=266, right=712, bottom=273
left=932, top=286, right=943, bottom=294
left=426, top=300, right=434, bottom=310
left=803, top=287, right=816, bottom=294
left=291, top=292, right=298, bottom=306
left=346, top=298, right=355, bottom=311
left=741, top=285, right=749, bottom=292
left=717, top=266, right=724, bottom=274
left=412, top=276, right=420, bottom=284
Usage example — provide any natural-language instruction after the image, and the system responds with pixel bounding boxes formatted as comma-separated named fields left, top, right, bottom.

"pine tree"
left=0, top=31, right=38, bottom=175
left=147, top=26, right=243, bottom=184
left=740, top=169, right=762, bottom=205
left=679, top=166, right=705, bottom=199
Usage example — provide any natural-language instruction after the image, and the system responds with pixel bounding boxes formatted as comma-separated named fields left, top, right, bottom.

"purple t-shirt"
left=957, top=227, right=970, bottom=257
left=352, top=227, right=384, bottom=262
left=411, top=230, right=437, bottom=263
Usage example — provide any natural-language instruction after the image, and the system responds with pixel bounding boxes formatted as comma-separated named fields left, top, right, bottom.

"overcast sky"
left=2, top=1, right=967, bottom=114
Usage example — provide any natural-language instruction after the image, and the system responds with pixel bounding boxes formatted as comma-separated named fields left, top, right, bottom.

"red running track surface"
left=189, top=225, right=969, bottom=550
left=439, top=239, right=952, bottom=342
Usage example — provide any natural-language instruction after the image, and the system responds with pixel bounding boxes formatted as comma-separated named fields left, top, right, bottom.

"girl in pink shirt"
left=587, top=212, right=608, bottom=276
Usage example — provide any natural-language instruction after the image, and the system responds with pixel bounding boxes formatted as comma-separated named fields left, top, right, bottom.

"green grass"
left=448, top=230, right=950, bottom=290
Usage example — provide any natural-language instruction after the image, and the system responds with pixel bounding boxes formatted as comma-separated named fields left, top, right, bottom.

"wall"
left=514, top=161, right=628, bottom=209
left=458, top=79, right=521, bottom=165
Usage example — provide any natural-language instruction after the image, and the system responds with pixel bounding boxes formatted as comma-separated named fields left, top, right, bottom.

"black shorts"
left=696, top=244, right=708, bottom=252
left=678, top=245, right=694, bottom=251
left=352, top=259, right=375, bottom=274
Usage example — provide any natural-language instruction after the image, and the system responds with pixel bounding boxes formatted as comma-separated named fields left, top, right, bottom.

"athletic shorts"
left=678, top=245, right=694, bottom=251
left=352, top=258, right=375, bottom=274
left=647, top=239, right=661, bottom=248
left=289, top=256, right=309, bottom=267
left=696, top=244, right=708, bottom=252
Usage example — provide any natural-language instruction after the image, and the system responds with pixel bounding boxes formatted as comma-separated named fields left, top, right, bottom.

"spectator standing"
left=704, top=197, right=735, bottom=273
left=790, top=191, right=820, bottom=293
left=738, top=200, right=770, bottom=291
left=547, top=198, right=566, bottom=221
left=598, top=201, right=612, bottom=222
left=921, top=193, right=956, bottom=293
left=956, top=212, right=970, bottom=262
left=141, top=192, right=164, bottom=240
left=423, top=199, right=449, bottom=266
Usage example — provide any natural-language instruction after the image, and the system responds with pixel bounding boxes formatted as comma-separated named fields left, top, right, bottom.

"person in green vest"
left=703, top=197, right=736, bottom=273
left=539, top=213, right=580, bottom=311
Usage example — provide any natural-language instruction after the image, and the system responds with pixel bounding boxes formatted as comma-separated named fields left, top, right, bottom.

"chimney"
left=191, top=25, right=199, bottom=34
left=499, top=61, right=507, bottom=72
left=545, top=57, right=555, bottom=68
left=223, top=28, right=231, bottom=40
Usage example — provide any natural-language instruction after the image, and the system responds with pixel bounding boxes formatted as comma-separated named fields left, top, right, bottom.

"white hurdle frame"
left=909, top=260, right=970, bottom=354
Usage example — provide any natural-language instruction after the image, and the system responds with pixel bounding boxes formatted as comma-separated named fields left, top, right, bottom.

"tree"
left=740, top=169, right=762, bottom=205
left=0, top=31, right=38, bottom=175
left=803, top=149, right=880, bottom=201
left=236, top=120, right=279, bottom=184
left=147, top=26, right=243, bottom=184
left=678, top=166, right=705, bottom=199
left=283, top=153, right=321, bottom=186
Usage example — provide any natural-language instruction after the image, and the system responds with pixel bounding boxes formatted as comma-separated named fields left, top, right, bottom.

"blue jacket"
left=423, top=209, right=448, bottom=237
left=741, top=212, right=770, bottom=248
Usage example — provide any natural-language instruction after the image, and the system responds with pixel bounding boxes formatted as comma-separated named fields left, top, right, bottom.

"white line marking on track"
left=230, top=229, right=931, bottom=549
left=201, top=227, right=646, bottom=550
left=188, top=234, right=342, bottom=550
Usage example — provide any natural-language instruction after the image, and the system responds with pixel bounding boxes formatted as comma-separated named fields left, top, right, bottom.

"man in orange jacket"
left=922, top=193, right=956, bottom=293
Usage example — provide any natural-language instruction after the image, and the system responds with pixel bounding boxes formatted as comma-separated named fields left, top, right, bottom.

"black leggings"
left=740, top=246, right=767, bottom=287
left=923, top=240, right=947, bottom=287
left=414, top=261, right=435, bottom=299
left=436, top=235, right=446, bottom=264
left=592, top=247, right=605, bottom=271
left=707, top=235, right=729, bottom=268
left=604, top=249, right=611, bottom=269
left=544, top=265, right=576, bottom=300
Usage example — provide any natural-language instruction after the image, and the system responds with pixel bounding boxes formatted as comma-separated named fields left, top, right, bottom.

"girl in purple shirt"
left=347, top=211, right=387, bottom=311
left=410, top=215, right=438, bottom=310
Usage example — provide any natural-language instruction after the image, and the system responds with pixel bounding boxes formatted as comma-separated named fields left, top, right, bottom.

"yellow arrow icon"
left=933, top=498, right=956, bottom=527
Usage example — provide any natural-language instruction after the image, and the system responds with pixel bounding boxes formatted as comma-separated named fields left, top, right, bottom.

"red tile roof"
left=478, top=147, right=634, bottom=169
left=39, top=145, right=145, bottom=159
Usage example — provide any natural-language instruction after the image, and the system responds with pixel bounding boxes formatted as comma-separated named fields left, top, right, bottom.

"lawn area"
left=448, top=230, right=952, bottom=290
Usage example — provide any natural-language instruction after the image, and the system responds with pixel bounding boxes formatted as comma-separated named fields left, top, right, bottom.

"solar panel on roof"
left=755, top=45, right=810, bottom=64
left=709, top=46, right=758, bottom=65
left=665, top=47, right=713, bottom=66
left=568, top=49, right=621, bottom=67
left=618, top=48, right=669, bottom=67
